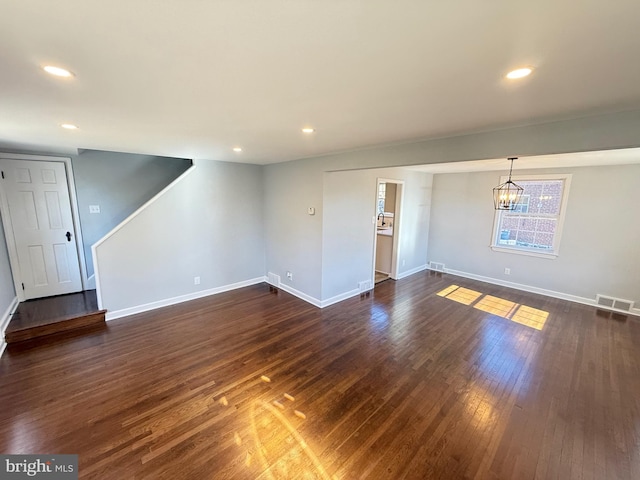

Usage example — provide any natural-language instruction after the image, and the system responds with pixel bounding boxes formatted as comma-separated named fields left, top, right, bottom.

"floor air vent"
left=429, top=261, right=445, bottom=272
left=596, top=294, right=634, bottom=312
left=267, top=272, right=281, bottom=287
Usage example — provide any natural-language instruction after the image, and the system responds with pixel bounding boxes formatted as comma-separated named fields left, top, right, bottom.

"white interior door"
left=0, top=159, right=82, bottom=299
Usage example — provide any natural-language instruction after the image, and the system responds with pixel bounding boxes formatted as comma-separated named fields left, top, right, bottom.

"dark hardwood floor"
left=1, top=272, right=639, bottom=479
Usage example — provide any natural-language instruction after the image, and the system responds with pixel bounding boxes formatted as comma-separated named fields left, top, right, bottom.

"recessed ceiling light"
left=506, top=67, right=533, bottom=79
left=43, top=65, right=75, bottom=78
left=301, top=127, right=315, bottom=134
left=233, top=147, right=242, bottom=152
left=61, top=124, right=79, bottom=130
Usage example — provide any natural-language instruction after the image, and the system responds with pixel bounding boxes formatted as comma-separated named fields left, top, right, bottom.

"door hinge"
left=1, top=171, right=4, bottom=179
left=22, top=283, right=25, bottom=290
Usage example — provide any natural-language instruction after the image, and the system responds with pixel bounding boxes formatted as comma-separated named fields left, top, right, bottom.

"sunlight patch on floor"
left=437, top=284, right=459, bottom=297
left=437, top=285, right=483, bottom=305
left=436, top=285, right=549, bottom=331
left=510, top=305, right=549, bottom=330
left=474, top=295, right=518, bottom=318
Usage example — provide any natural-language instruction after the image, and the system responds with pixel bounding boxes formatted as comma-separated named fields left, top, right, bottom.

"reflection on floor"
left=375, top=271, right=389, bottom=284
left=250, top=399, right=330, bottom=479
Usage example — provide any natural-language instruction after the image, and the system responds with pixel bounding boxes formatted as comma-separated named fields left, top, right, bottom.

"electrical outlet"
left=402, top=259, right=406, bottom=266
left=286, top=271, right=293, bottom=280
left=89, top=205, right=100, bottom=214
left=504, top=268, right=511, bottom=275
left=194, top=276, right=201, bottom=285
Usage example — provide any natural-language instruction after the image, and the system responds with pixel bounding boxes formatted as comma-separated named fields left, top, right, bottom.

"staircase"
left=5, top=290, right=106, bottom=344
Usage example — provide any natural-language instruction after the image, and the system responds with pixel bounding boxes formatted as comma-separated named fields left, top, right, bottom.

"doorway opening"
left=372, top=179, right=404, bottom=286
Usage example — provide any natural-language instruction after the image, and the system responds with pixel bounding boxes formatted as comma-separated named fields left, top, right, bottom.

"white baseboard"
left=267, top=279, right=362, bottom=309
left=109, top=274, right=376, bottom=321
left=397, top=263, right=428, bottom=280
left=105, top=277, right=265, bottom=321
left=440, top=267, right=640, bottom=318
left=270, top=281, right=322, bottom=308
left=320, top=289, right=361, bottom=308
left=0, top=296, right=19, bottom=358
left=271, top=265, right=429, bottom=309
left=319, top=263, right=430, bottom=307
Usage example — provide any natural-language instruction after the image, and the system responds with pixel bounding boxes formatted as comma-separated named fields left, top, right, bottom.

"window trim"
left=490, top=173, right=572, bottom=258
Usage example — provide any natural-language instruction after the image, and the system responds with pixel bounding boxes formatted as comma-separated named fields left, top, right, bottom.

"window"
left=491, top=174, right=571, bottom=258
left=377, top=182, right=386, bottom=214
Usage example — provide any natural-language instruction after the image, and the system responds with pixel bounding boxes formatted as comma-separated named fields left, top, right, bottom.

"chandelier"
left=493, top=157, right=524, bottom=210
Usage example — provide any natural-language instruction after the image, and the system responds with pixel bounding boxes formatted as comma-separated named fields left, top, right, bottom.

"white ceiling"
left=1, top=1, right=640, bottom=165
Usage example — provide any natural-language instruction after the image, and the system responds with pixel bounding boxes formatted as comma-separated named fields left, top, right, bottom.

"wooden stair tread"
left=5, top=290, right=107, bottom=344
left=6, top=309, right=107, bottom=333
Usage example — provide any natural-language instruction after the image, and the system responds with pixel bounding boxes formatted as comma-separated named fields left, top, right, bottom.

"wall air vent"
left=596, top=294, right=634, bottom=313
left=429, top=262, right=445, bottom=272
left=359, top=280, right=372, bottom=294
left=267, top=272, right=281, bottom=288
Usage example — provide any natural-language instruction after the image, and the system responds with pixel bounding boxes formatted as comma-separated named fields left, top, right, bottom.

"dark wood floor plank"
left=1, top=275, right=640, bottom=479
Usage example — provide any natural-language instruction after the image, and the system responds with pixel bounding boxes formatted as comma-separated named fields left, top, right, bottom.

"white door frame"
left=0, top=153, right=88, bottom=301
left=371, top=178, right=404, bottom=284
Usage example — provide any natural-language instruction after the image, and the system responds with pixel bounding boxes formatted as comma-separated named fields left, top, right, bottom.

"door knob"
left=66, top=231, right=72, bottom=242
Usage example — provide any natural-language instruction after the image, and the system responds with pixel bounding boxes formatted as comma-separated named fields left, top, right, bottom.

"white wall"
left=263, top=158, right=324, bottom=299
left=94, top=160, right=265, bottom=314
left=428, top=163, right=640, bottom=306
left=322, top=167, right=432, bottom=300
left=384, top=182, right=397, bottom=214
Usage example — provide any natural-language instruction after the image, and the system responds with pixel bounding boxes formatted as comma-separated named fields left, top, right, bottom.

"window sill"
left=490, top=245, right=558, bottom=259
